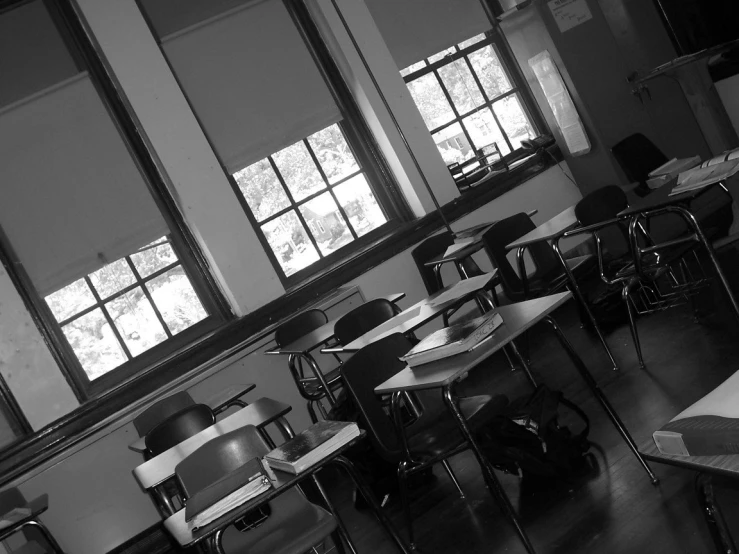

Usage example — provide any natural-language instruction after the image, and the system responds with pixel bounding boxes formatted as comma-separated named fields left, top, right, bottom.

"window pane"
left=493, top=94, right=535, bottom=151
left=407, top=74, right=455, bottom=130
left=433, top=122, right=474, bottom=165
left=438, top=59, right=485, bottom=115
left=0, top=407, right=21, bottom=450
left=400, top=60, right=425, bottom=77
left=299, top=193, right=353, bottom=256
left=233, top=159, right=291, bottom=222
left=262, top=211, right=320, bottom=277
left=107, top=288, right=168, bottom=357
left=462, top=109, right=510, bottom=155
left=89, top=259, right=136, bottom=299
left=468, top=45, right=512, bottom=100
left=62, top=309, right=128, bottom=380
left=272, top=141, right=326, bottom=202
left=130, top=238, right=178, bottom=278
left=334, top=175, right=387, bottom=237
left=307, top=124, right=360, bottom=184
left=145, top=266, right=207, bottom=335
left=458, top=34, right=486, bottom=50
left=428, top=46, right=456, bottom=64
left=45, top=278, right=96, bottom=322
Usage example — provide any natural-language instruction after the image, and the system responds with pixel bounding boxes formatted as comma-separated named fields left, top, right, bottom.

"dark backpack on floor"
left=476, top=385, right=594, bottom=482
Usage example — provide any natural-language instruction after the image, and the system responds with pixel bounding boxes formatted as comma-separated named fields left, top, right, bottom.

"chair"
left=333, top=298, right=402, bottom=346
left=574, top=185, right=708, bottom=368
left=174, top=425, right=345, bottom=554
left=274, top=309, right=343, bottom=423
left=0, top=488, right=64, bottom=553
left=480, top=212, right=593, bottom=303
left=340, top=333, right=508, bottom=548
left=144, top=404, right=216, bottom=457
left=133, top=391, right=195, bottom=438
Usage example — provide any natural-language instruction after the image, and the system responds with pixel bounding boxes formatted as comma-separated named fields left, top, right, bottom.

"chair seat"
left=407, top=394, right=508, bottom=458
left=220, top=489, right=337, bottom=554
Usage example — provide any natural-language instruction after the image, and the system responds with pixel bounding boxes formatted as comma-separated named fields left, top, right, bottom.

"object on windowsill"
left=400, top=311, right=503, bottom=367
left=648, top=156, right=701, bottom=178
left=185, top=457, right=272, bottom=531
left=265, top=421, right=360, bottom=475
left=653, top=370, right=739, bottom=456
left=670, top=159, right=739, bottom=196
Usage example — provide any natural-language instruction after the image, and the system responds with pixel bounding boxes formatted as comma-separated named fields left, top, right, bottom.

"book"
left=670, top=159, right=739, bottom=196
left=399, top=311, right=504, bottom=367
left=653, top=370, right=739, bottom=456
left=264, top=421, right=360, bottom=474
left=185, top=457, right=272, bottom=530
left=648, top=156, right=701, bottom=178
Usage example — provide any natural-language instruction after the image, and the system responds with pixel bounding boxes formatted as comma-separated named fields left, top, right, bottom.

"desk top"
left=162, top=433, right=364, bottom=547
left=640, top=439, right=739, bottom=479
left=133, top=398, right=291, bottom=489
left=375, top=292, right=571, bottom=394
left=326, top=272, right=497, bottom=354
left=265, top=293, right=405, bottom=355
left=617, top=179, right=711, bottom=217
left=128, top=383, right=257, bottom=453
left=506, top=206, right=578, bottom=250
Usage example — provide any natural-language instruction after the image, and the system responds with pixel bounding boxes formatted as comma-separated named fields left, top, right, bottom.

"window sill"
left=0, top=147, right=561, bottom=485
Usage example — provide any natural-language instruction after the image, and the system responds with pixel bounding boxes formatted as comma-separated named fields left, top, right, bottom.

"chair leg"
left=695, top=473, right=738, bottom=554
left=441, top=459, right=465, bottom=498
left=623, top=285, right=646, bottom=370
left=397, top=461, right=415, bottom=549
left=307, top=401, right=319, bottom=424
left=24, top=521, right=65, bottom=554
left=315, top=399, right=329, bottom=420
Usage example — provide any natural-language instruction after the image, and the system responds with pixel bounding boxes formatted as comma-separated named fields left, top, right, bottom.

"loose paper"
left=548, top=0, right=593, bottom=33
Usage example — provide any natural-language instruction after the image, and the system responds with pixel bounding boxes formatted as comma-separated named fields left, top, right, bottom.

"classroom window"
left=401, top=33, right=537, bottom=166
left=233, top=123, right=389, bottom=278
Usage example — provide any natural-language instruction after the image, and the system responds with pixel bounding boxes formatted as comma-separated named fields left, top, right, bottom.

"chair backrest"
left=145, top=404, right=216, bottom=456
left=611, top=133, right=668, bottom=191
left=133, top=391, right=196, bottom=437
left=411, top=231, right=484, bottom=295
left=334, top=299, right=402, bottom=345
left=481, top=212, right=536, bottom=299
left=274, top=309, right=328, bottom=348
left=575, top=185, right=630, bottom=256
left=340, top=334, right=415, bottom=459
left=0, top=487, right=25, bottom=514
left=175, top=425, right=269, bottom=499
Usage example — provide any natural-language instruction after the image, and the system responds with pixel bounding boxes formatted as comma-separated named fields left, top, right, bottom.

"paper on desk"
left=189, top=476, right=271, bottom=531
left=670, top=159, right=739, bottom=196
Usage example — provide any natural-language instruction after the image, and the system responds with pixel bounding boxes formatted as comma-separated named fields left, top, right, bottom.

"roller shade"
left=364, top=0, right=492, bottom=69
left=0, top=73, right=169, bottom=296
left=161, top=0, right=341, bottom=173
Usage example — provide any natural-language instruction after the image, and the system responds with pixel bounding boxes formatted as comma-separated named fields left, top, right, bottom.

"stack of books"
left=265, top=421, right=360, bottom=474
left=399, top=311, right=504, bottom=367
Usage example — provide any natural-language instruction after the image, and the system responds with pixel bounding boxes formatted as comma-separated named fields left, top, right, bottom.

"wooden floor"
left=322, top=260, right=739, bottom=554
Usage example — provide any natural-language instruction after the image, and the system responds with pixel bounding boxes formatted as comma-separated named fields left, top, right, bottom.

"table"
left=128, top=383, right=257, bottom=453
left=506, top=205, right=622, bottom=373
left=161, top=432, right=411, bottom=554
left=641, top=438, right=739, bottom=553
left=133, top=398, right=292, bottom=515
left=376, top=292, right=658, bottom=554
left=264, top=293, right=405, bottom=407
left=321, top=272, right=498, bottom=354
left=616, top=182, right=739, bottom=324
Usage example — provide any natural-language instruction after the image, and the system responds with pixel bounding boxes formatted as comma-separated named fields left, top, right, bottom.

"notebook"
left=264, top=421, right=360, bottom=474
left=399, top=311, right=504, bottom=367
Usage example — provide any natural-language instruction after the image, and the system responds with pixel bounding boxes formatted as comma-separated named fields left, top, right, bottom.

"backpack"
left=476, top=385, right=595, bottom=482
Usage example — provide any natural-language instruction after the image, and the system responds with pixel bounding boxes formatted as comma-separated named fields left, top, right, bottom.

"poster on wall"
left=547, top=0, right=592, bottom=33
left=528, top=50, right=591, bottom=156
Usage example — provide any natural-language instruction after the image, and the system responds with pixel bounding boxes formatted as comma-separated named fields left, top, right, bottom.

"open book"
left=670, top=158, right=739, bottom=196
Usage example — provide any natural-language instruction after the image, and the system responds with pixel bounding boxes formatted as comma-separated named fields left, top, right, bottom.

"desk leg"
left=696, top=473, right=738, bottom=554
left=552, top=240, right=620, bottom=372
left=543, top=316, right=658, bottom=484
left=311, top=473, right=356, bottom=554
left=301, top=352, right=338, bottom=406
left=442, top=382, right=537, bottom=554
left=330, top=456, right=413, bottom=554
left=150, top=485, right=176, bottom=517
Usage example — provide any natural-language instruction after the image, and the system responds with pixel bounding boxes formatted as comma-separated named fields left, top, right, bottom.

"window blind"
left=160, top=0, right=341, bottom=173
left=364, top=0, right=492, bottom=70
left=0, top=73, right=169, bottom=296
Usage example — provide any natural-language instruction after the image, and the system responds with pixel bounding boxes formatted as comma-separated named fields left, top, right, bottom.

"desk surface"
left=640, top=439, right=739, bottom=479
left=162, top=434, right=364, bottom=547
left=375, top=292, right=571, bottom=394
left=265, top=293, right=405, bottom=355
left=506, top=206, right=578, bottom=250
left=328, top=272, right=497, bottom=353
left=617, top=179, right=710, bottom=217
left=133, top=398, right=291, bottom=489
